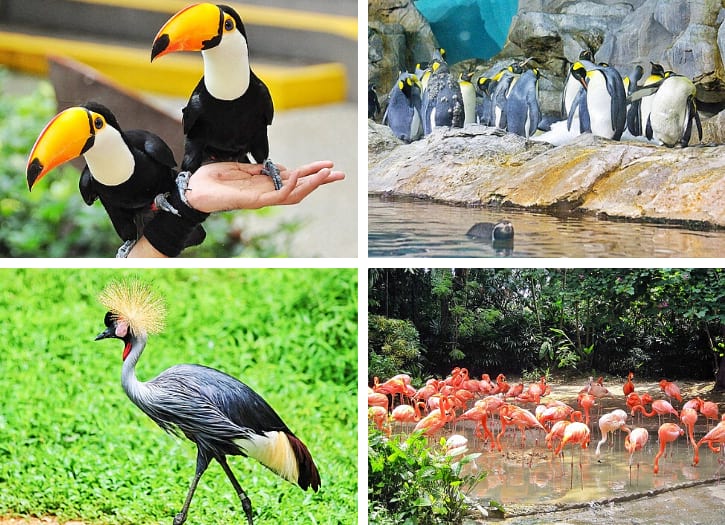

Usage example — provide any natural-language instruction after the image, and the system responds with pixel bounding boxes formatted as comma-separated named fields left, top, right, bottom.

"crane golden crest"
left=99, top=280, right=166, bottom=336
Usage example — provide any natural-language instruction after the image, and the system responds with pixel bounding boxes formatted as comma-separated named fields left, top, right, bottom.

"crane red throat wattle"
left=123, top=342, right=132, bottom=361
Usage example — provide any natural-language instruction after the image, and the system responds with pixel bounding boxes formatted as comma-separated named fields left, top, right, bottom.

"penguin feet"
left=116, top=239, right=137, bottom=258
left=261, top=159, right=282, bottom=190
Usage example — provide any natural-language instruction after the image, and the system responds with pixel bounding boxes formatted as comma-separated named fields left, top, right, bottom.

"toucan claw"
left=154, top=193, right=181, bottom=217
left=262, top=159, right=282, bottom=190
left=116, top=240, right=137, bottom=258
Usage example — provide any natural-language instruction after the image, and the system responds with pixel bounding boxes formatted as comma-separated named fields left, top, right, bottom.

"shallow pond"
left=368, top=196, right=725, bottom=258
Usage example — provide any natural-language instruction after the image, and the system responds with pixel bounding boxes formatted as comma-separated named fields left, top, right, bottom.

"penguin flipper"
left=79, top=167, right=98, bottom=206
left=692, top=98, right=703, bottom=142
left=645, top=115, right=653, bottom=141
left=627, top=99, right=641, bottom=136
left=578, top=94, right=591, bottom=134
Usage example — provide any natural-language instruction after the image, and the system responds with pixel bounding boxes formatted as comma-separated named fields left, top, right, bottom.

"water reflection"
left=391, top=421, right=722, bottom=508
left=368, top=196, right=725, bottom=258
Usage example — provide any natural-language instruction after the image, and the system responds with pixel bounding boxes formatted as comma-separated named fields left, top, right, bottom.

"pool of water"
left=368, top=196, right=725, bottom=258
left=391, top=417, right=723, bottom=510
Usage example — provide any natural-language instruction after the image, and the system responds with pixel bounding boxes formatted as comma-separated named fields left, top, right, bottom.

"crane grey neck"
left=121, top=333, right=149, bottom=405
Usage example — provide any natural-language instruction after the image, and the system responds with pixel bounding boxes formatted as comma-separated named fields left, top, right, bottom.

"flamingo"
left=693, top=414, right=725, bottom=467
left=413, top=379, right=439, bottom=407
left=368, top=406, right=390, bottom=436
left=623, top=372, right=635, bottom=396
left=476, top=373, right=494, bottom=395
left=391, top=401, right=424, bottom=431
left=679, top=407, right=698, bottom=447
left=537, top=403, right=574, bottom=429
left=658, top=379, right=683, bottom=403
left=624, top=427, right=649, bottom=466
left=445, top=434, right=469, bottom=458
left=577, top=392, right=596, bottom=427
left=701, top=400, right=719, bottom=429
left=595, top=409, right=629, bottom=459
left=632, top=399, right=679, bottom=424
left=491, top=373, right=510, bottom=395
left=653, top=423, right=684, bottom=474
left=414, top=396, right=454, bottom=436
left=368, top=388, right=389, bottom=412
left=497, top=404, right=546, bottom=451
left=506, top=382, right=524, bottom=399
left=545, top=411, right=583, bottom=451
left=374, top=376, right=408, bottom=406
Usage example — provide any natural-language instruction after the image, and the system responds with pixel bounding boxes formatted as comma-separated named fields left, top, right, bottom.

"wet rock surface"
left=368, top=122, right=725, bottom=228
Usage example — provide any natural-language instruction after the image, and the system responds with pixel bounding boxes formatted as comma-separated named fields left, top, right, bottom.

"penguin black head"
left=571, top=62, right=588, bottom=88
left=151, top=3, right=247, bottom=61
left=579, top=49, right=594, bottom=62
left=650, top=62, right=665, bottom=78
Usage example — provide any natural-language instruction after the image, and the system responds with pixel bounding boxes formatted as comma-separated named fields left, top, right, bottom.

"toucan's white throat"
left=83, top=125, right=134, bottom=186
left=202, top=29, right=250, bottom=101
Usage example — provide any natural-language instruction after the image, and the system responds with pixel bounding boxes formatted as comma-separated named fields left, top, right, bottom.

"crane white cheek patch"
left=237, top=431, right=299, bottom=484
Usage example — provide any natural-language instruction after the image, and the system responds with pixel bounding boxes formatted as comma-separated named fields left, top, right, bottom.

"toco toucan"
left=151, top=3, right=281, bottom=189
left=26, top=102, right=205, bottom=254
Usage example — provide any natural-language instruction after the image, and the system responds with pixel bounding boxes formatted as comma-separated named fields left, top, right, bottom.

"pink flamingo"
left=679, top=407, right=698, bottom=447
left=632, top=399, right=679, bottom=425
left=491, top=373, right=510, bottom=395
left=623, top=372, right=635, bottom=396
left=658, top=379, right=683, bottom=404
left=369, top=406, right=390, bottom=436
left=595, top=409, right=629, bottom=459
left=577, top=392, right=596, bottom=427
left=693, top=414, right=725, bottom=467
left=414, top=396, right=454, bottom=437
left=368, top=388, right=389, bottom=412
left=624, top=427, right=649, bottom=466
left=701, top=400, right=720, bottom=429
left=497, top=404, right=546, bottom=451
left=653, top=423, right=684, bottom=474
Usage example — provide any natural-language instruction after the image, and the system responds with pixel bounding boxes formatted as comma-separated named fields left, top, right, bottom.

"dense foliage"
left=368, top=430, right=485, bottom=525
left=369, top=268, right=724, bottom=387
left=0, top=68, right=297, bottom=257
left=0, top=268, right=357, bottom=524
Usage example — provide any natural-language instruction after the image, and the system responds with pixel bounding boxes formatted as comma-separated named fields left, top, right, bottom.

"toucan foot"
left=261, top=159, right=282, bottom=190
left=116, top=240, right=136, bottom=258
left=153, top=193, right=180, bottom=217
left=175, top=171, right=193, bottom=206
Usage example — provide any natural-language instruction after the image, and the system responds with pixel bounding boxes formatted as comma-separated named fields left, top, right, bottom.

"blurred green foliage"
left=0, top=68, right=298, bottom=257
left=0, top=268, right=357, bottom=524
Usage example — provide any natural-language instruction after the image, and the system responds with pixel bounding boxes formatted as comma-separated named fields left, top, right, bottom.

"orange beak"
left=151, top=3, right=222, bottom=61
left=26, top=107, right=93, bottom=190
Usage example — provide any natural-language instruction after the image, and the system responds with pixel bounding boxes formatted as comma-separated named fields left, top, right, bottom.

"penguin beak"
left=151, top=3, right=222, bottom=61
left=95, top=326, right=115, bottom=341
left=26, top=107, right=94, bottom=191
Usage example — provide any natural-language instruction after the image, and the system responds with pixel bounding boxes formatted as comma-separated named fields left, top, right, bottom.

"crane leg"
left=217, top=456, right=254, bottom=525
left=174, top=450, right=210, bottom=525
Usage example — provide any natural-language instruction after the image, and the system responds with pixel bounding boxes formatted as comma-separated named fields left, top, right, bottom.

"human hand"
left=184, top=160, right=345, bottom=213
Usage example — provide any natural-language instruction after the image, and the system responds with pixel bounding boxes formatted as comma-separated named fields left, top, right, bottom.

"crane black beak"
left=95, top=327, right=115, bottom=340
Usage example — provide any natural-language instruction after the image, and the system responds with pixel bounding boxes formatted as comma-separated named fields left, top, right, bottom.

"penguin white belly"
left=586, top=73, right=615, bottom=138
left=649, top=78, right=696, bottom=146
left=410, top=107, right=423, bottom=141
left=460, top=84, right=476, bottom=125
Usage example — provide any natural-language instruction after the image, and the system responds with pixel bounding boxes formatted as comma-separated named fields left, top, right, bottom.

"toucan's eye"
left=224, top=18, right=234, bottom=31
left=94, top=117, right=104, bottom=130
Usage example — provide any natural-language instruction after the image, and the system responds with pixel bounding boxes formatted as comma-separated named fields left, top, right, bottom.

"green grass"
left=0, top=268, right=357, bottom=524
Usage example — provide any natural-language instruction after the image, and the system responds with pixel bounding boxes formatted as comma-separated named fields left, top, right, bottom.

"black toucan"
left=151, top=3, right=281, bottom=189
left=26, top=102, right=205, bottom=254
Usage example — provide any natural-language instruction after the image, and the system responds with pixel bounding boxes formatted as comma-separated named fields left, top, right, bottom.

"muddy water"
left=368, top=196, right=725, bottom=258
left=450, top=420, right=723, bottom=507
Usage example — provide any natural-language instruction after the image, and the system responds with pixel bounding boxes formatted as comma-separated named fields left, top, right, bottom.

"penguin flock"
left=26, top=3, right=281, bottom=256
left=373, top=48, right=703, bottom=149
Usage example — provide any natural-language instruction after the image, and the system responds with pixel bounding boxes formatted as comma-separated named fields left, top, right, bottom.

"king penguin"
left=475, top=76, right=496, bottom=126
left=459, top=71, right=477, bottom=125
left=382, top=72, right=423, bottom=142
left=568, top=62, right=626, bottom=140
left=420, top=51, right=464, bottom=135
left=626, top=62, right=667, bottom=136
left=645, top=74, right=702, bottom=147
left=562, top=50, right=595, bottom=120
left=490, top=64, right=523, bottom=130
left=505, top=68, right=541, bottom=137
